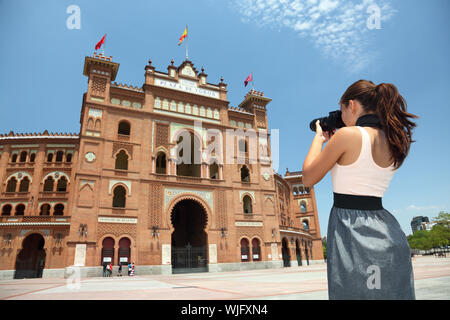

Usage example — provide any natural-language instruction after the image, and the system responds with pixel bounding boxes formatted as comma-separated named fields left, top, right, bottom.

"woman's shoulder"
left=334, top=126, right=361, bottom=140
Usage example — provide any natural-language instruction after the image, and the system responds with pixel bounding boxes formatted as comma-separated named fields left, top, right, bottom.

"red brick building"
left=0, top=53, right=323, bottom=279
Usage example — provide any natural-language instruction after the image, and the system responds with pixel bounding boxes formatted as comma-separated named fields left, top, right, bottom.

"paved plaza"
left=0, top=256, right=449, bottom=300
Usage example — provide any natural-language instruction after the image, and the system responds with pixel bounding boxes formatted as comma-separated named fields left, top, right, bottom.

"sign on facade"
left=74, top=244, right=87, bottom=266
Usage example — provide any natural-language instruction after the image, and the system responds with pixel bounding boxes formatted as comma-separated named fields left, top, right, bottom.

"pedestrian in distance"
left=102, top=263, right=107, bottom=277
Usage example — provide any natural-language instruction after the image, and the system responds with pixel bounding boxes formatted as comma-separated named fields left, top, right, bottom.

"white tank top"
left=330, top=126, right=396, bottom=197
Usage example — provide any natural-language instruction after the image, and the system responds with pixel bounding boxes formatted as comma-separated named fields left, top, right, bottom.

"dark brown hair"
left=339, top=80, right=418, bottom=169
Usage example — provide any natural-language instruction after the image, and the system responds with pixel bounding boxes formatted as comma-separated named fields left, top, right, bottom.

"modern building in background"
left=0, top=53, right=323, bottom=279
left=411, top=216, right=430, bottom=233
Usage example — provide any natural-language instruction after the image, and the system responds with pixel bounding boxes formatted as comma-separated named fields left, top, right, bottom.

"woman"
left=302, top=80, right=418, bottom=300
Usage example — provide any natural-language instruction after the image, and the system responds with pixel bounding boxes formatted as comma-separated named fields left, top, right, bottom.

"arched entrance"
left=101, top=237, right=115, bottom=267
left=171, top=199, right=208, bottom=274
left=296, top=239, right=302, bottom=266
left=14, top=233, right=46, bottom=279
left=118, top=237, right=131, bottom=266
left=281, top=238, right=291, bottom=267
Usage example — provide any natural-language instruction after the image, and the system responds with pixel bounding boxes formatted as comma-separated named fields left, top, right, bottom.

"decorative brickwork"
left=236, top=227, right=264, bottom=241
left=112, top=142, right=133, bottom=158
left=97, top=223, right=136, bottom=240
left=215, top=190, right=227, bottom=229
left=155, top=123, right=169, bottom=150
left=148, top=184, right=163, bottom=228
left=255, top=110, right=266, bottom=128
left=92, top=76, right=107, bottom=96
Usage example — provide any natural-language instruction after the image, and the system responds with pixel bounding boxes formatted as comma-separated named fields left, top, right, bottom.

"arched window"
left=209, top=163, right=219, bottom=179
left=305, top=187, right=310, bottom=194
left=118, top=121, right=130, bottom=135
left=11, top=154, right=18, bottom=163
left=293, top=187, right=298, bottom=195
left=55, top=151, right=64, bottom=162
left=252, top=238, right=261, bottom=261
left=115, top=150, right=128, bottom=170
left=6, top=177, right=17, bottom=192
left=113, top=185, right=126, bottom=208
left=302, top=220, right=309, bottom=231
left=238, top=139, right=247, bottom=153
left=241, top=165, right=250, bottom=182
left=300, top=201, right=307, bottom=213
left=40, top=204, right=51, bottom=216
left=19, top=151, right=27, bottom=162
left=19, top=177, right=30, bottom=192
left=43, top=176, right=54, bottom=192
left=57, top=176, right=68, bottom=192
left=47, top=153, right=53, bottom=162
left=66, top=153, right=72, bottom=163
left=156, top=152, right=167, bottom=174
left=176, top=132, right=201, bottom=177
left=30, top=153, right=36, bottom=163
left=54, top=203, right=64, bottom=215
left=243, top=195, right=253, bottom=214
left=240, top=238, right=250, bottom=262
left=1, top=204, right=12, bottom=216
left=15, top=204, right=25, bottom=216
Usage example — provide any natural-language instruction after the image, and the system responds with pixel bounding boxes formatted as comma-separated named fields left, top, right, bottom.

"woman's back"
left=330, top=126, right=396, bottom=197
left=337, top=126, right=393, bottom=168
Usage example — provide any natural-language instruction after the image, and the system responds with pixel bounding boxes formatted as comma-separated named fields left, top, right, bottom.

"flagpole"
left=252, top=72, right=254, bottom=90
left=102, top=34, right=106, bottom=55
left=186, top=25, right=189, bottom=60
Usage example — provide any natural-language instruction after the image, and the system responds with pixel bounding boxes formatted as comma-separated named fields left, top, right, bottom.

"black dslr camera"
left=309, top=110, right=345, bottom=133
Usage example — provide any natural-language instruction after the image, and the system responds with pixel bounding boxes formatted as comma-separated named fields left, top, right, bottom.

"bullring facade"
left=0, top=52, right=323, bottom=279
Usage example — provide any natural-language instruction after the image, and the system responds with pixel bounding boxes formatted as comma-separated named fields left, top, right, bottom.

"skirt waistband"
left=333, top=193, right=383, bottom=210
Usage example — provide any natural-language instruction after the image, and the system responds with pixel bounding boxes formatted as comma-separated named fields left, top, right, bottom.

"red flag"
left=95, top=34, right=106, bottom=50
left=178, top=27, right=187, bottom=46
left=244, top=73, right=253, bottom=87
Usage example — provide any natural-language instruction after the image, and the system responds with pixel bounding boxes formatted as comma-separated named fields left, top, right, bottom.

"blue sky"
left=1, top=0, right=449, bottom=237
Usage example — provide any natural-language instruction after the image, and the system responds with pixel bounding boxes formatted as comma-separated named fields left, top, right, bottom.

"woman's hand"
left=315, top=120, right=335, bottom=143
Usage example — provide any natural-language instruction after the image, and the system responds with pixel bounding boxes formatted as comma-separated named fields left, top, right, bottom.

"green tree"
left=322, top=237, right=327, bottom=260
left=407, top=230, right=433, bottom=250
left=430, top=224, right=450, bottom=247
left=408, top=211, right=450, bottom=250
left=434, top=211, right=450, bottom=228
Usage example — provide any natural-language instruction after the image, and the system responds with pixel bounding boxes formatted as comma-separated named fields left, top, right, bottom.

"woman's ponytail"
left=375, top=83, right=418, bottom=169
left=340, top=80, right=418, bottom=170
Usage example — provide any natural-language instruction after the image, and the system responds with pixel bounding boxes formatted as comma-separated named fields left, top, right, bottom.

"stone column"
left=205, top=163, right=210, bottom=179
left=151, top=156, right=155, bottom=174
left=219, top=165, right=223, bottom=180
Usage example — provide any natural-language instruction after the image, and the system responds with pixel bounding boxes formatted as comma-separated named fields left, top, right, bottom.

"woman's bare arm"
left=302, top=126, right=350, bottom=187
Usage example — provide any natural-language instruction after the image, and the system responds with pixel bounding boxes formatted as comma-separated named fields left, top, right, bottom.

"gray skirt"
left=327, top=195, right=415, bottom=300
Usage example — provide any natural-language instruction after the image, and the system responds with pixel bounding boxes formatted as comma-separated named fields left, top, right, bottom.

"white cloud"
left=406, top=205, right=442, bottom=211
left=230, top=0, right=397, bottom=72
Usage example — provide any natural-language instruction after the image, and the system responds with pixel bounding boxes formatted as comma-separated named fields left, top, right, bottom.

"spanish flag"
left=178, top=26, right=187, bottom=46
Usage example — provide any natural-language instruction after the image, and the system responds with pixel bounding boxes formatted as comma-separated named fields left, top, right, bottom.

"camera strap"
left=355, top=113, right=382, bottom=128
